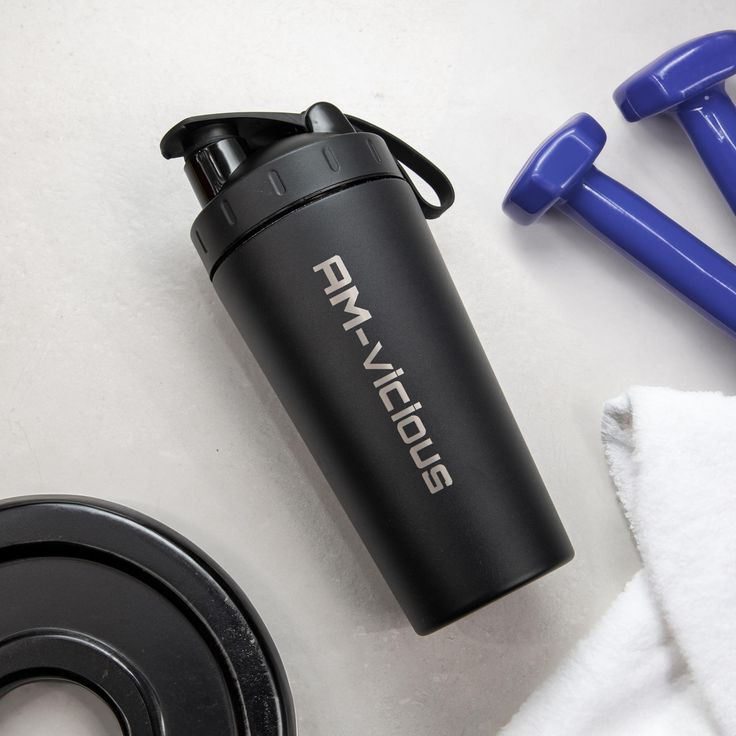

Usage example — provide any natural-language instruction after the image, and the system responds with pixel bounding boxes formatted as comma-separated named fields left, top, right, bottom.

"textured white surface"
left=0, top=2, right=735, bottom=734
left=503, top=388, right=736, bottom=735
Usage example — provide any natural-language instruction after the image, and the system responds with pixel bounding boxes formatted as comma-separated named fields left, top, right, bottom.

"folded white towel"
left=501, top=387, right=736, bottom=736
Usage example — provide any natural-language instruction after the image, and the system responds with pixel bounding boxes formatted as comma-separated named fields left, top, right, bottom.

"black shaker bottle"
left=161, top=102, right=573, bottom=634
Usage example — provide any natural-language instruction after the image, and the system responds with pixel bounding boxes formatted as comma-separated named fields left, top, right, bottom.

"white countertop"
left=1, top=2, right=735, bottom=733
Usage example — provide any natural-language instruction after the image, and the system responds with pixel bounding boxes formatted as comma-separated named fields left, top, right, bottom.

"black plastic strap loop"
left=347, top=116, right=455, bottom=219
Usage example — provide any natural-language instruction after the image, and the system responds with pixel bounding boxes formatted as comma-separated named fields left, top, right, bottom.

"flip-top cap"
left=161, top=102, right=353, bottom=205
left=161, top=101, right=454, bottom=217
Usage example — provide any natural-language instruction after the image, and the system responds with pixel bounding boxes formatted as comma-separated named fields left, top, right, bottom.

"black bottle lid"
left=161, top=102, right=455, bottom=277
left=162, top=102, right=454, bottom=213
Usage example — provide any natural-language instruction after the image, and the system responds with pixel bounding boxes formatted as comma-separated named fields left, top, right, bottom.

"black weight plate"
left=0, top=496, right=296, bottom=736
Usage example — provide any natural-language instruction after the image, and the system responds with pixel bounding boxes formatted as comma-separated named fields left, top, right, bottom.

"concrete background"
left=1, top=1, right=735, bottom=733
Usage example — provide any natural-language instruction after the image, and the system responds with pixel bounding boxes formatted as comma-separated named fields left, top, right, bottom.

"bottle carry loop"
left=347, top=115, right=455, bottom=219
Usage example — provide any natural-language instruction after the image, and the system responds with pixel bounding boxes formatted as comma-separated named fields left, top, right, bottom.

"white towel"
left=501, top=387, right=736, bottom=736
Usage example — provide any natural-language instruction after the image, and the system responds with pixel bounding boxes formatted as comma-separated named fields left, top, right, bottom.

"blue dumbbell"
left=502, top=113, right=736, bottom=337
left=614, top=30, right=736, bottom=214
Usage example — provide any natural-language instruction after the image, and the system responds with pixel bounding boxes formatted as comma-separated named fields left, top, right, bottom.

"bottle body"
left=211, top=176, right=573, bottom=634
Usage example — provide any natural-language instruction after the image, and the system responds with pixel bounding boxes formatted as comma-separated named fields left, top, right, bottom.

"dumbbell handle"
left=675, top=84, right=736, bottom=215
left=563, top=167, right=736, bottom=335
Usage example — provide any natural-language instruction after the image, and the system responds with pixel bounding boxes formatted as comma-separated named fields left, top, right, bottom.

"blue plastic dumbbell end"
left=614, top=30, right=736, bottom=214
left=503, top=113, right=736, bottom=337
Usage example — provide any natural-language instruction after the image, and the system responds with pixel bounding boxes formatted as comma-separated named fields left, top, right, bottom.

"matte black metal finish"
left=0, top=496, right=295, bottom=735
left=162, top=102, right=573, bottom=634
